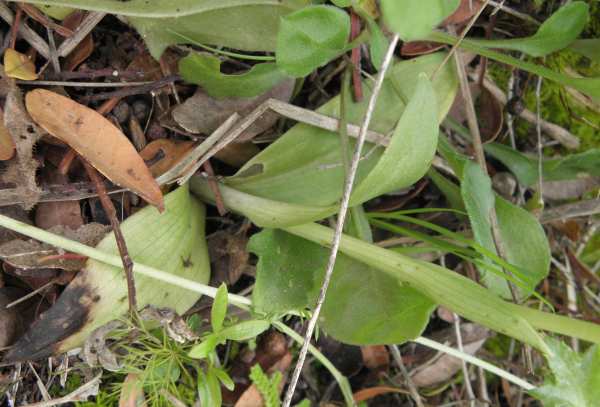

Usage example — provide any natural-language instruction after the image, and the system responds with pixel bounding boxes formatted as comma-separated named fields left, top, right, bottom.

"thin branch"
left=454, top=313, right=476, bottom=406
left=282, top=34, right=400, bottom=407
left=0, top=2, right=50, bottom=58
left=83, top=161, right=137, bottom=315
left=57, top=11, right=106, bottom=57
left=389, top=345, right=424, bottom=407
left=535, top=76, right=545, bottom=206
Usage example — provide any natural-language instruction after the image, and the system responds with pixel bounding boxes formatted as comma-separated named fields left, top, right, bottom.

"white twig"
left=535, top=76, right=545, bottom=207
left=389, top=345, right=424, bottom=407
left=281, top=34, right=400, bottom=407
left=57, top=12, right=106, bottom=57
left=454, top=313, right=476, bottom=406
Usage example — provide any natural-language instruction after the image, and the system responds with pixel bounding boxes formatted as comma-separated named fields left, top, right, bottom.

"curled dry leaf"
left=2, top=81, right=43, bottom=209
left=0, top=223, right=109, bottom=271
left=25, top=89, right=164, bottom=210
left=139, top=139, right=194, bottom=178
left=172, top=78, right=295, bottom=141
left=139, top=305, right=199, bottom=343
left=0, top=107, right=15, bottom=160
left=83, top=320, right=124, bottom=371
left=3, top=49, right=38, bottom=80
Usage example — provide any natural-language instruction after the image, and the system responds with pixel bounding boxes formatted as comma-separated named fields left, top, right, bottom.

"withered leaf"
left=0, top=107, right=15, bottom=160
left=139, top=139, right=194, bottom=178
left=172, top=78, right=295, bottom=142
left=0, top=223, right=109, bottom=271
left=25, top=89, right=164, bottom=210
left=3, top=49, right=38, bottom=80
left=2, top=81, right=43, bottom=209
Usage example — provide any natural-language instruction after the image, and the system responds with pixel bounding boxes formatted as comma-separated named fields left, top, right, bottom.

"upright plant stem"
left=281, top=34, right=401, bottom=407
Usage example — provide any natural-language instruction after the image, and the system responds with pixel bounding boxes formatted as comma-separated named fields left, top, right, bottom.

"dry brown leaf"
left=401, top=41, right=444, bottom=56
left=119, top=374, right=147, bottom=407
left=0, top=107, right=16, bottom=160
left=62, top=11, right=94, bottom=72
left=2, top=80, right=43, bottom=209
left=449, top=83, right=503, bottom=143
left=139, top=139, right=195, bottom=178
left=360, top=345, right=390, bottom=369
left=172, top=79, right=295, bottom=141
left=25, top=89, right=164, bottom=210
left=3, top=49, right=38, bottom=80
left=353, top=386, right=408, bottom=403
left=442, top=0, right=485, bottom=26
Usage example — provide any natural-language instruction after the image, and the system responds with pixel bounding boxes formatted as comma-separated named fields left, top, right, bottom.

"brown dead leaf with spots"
left=139, top=139, right=195, bottom=178
left=2, top=80, right=43, bottom=209
left=25, top=89, right=164, bottom=210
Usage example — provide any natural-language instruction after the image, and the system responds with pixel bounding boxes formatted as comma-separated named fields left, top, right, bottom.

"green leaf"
left=350, top=73, right=438, bottom=204
left=460, top=162, right=550, bottom=298
left=570, top=39, right=600, bottom=63
left=276, top=5, right=350, bottom=77
left=380, top=0, right=460, bottom=41
left=331, top=0, right=351, bottom=7
left=468, top=2, right=589, bottom=57
left=179, top=53, right=288, bottom=99
left=213, top=368, right=235, bottom=391
left=211, top=283, right=228, bottom=333
left=189, top=334, right=219, bottom=359
left=484, top=142, right=600, bottom=187
left=35, top=4, right=74, bottom=19
left=249, top=364, right=282, bottom=407
left=7, top=186, right=210, bottom=360
left=220, top=52, right=457, bottom=226
left=250, top=229, right=435, bottom=344
left=14, top=0, right=308, bottom=59
left=219, top=320, right=270, bottom=341
left=530, top=339, right=600, bottom=406
left=198, top=368, right=222, bottom=407
left=361, top=10, right=388, bottom=70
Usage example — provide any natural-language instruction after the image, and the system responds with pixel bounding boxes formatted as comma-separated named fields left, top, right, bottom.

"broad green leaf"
left=6, top=186, right=210, bottom=360
left=189, top=334, right=219, bottom=359
left=198, top=369, right=221, bottom=407
left=190, top=179, right=600, bottom=346
left=179, top=53, right=288, bottom=99
left=570, top=39, right=600, bottom=63
left=468, top=2, right=589, bottom=57
left=427, top=168, right=465, bottom=212
left=249, top=229, right=436, bottom=344
left=223, top=52, right=457, bottom=226
left=211, top=283, right=228, bottom=333
left=362, top=10, right=388, bottom=70
left=380, top=0, right=460, bottom=41
left=530, top=339, right=600, bottom=406
left=35, top=4, right=74, bottom=19
left=219, top=320, right=270, bottom=341
left=13, top=1, right=308, bottom=59
left=350, top=74, right=438, bottom=204
left=276, top=5, right=350, bottom=77
left=206, top=368, right=223, bottom=407
left=484, top=142, right=600, bottom=187
left=460, top=161, right=550, bottom=299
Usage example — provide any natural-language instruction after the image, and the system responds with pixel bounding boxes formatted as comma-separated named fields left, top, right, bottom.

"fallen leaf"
left=35, top=200, right=84, bottom=230
left=119, top=373, right=147, bottom=407
left=449, top=83, right=503, bottom=143
left=172, top=78, right=295, bottom=142
left=139, top=306, right=199, bottom=343
left=2, top=81, right=43, bottom=209
left=0, top=107, right=15, bottom=160
left=0, top=223, right=109, bottom=271
left=207, top=228, right=250, bottom=286
left=442, top=0, right=485, bottom=26
left=401, top=41, right=444, bottom=56
left=540, top=177, right=600, bottom=200
left=139, top=139, right=195, bottom=178
left=3, top=49, right=38, bottom=80
left=25, top=89, right=164, bottom=210
left=361, top=345, right=390, bottom=369
left=353, top=386, right=408, bottom=403
left=83, top=320, right=124, bottom=371
left=62, top=11, right=94, bottom=72
left=410, top=323, right=490, bottom=387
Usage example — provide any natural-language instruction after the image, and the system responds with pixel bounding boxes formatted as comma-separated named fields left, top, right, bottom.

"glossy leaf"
left=276, top=5, right=350, bottom=77
left=25, top=89, right=163, bottom=209
left=211, top=283, right=228, bottom=333
left=468, top=1, right=588, bottom=57
left=530, top=339, right=600, bottom=406
left=223, top=52, right=457, bottom=226
left=380, top=0, right=460, bottom=41
left=3, top=49, right=38, bottom=80
left=250, top=229, right=435, bottom=344
left=179, top=53, right=288, bottom=98
left=6, top=186, right=210, bottom=361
